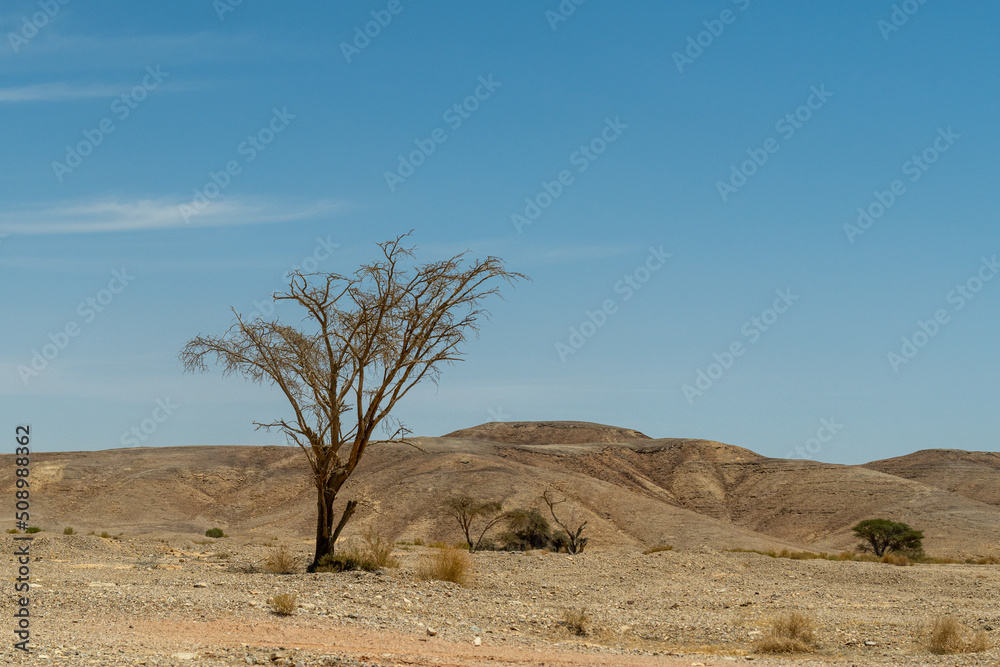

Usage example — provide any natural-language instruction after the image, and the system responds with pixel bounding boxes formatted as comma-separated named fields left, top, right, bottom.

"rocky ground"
left=4, top=533, right=1000, bottom=666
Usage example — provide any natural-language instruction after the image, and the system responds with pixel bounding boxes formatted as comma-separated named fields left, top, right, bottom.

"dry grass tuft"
left=317, top=528, right=400, bottom=573
left=753, top=612, right=819, bottom=654
left=416, top=547, right=472, bottom=586
left=880, top=552, right=912, bottom=566
left=267, top=592, right=297, bottom=616
left=263, top=544, right=299, bottom=574
left=561, top=607, right=590, bottom=636
left=927, top=616, right=990, bottom=654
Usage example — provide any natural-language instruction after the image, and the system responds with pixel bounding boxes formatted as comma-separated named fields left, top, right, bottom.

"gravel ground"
left=4, top=534, right=1000, bottom=666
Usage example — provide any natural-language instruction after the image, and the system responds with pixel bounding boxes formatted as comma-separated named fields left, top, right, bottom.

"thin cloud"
left=0, top=197, right=343, bottom=235
left=0, top=79, right=202, bottom=103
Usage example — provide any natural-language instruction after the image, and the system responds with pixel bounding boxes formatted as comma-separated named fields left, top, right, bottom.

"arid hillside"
left=6, top=421, right=1000, bottom=558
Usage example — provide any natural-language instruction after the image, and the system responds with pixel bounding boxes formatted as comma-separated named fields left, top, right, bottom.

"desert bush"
left=561, top=608, right=590, bottom=636
left=499, top=508, right=552, bottom=551
left=927, top=616, right=990, bottom=654
left=25, top=527, right=41, bottom=534
left=417, top=547, right=472, bottom=586
left=263, top=545, right=299, bottom=574
left=412, top=537, right=425, bottom=546
left=63, top=527, right=75, bottom=535
left=643, top=544, right=674, bottom=555
left=880, top=552, right=912, bottom=566
left=316, top=529, right=399, bottom=573
left=753, top=612, right=819, bottom=654
left=6, top=528, right=19, bottom=534
left=205, top=528, right=226, bottom=538
left=267, top=593, right=297, bottom=616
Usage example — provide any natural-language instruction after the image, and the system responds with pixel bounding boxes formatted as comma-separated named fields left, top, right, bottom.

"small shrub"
left=499, top=508, right=552, bottom=551
left=6, top=528, right=19, bottom=534
left=412, top=537, right=425, bottom=546
left=643, top=544, right=674, bottom=555
left=263, top=545, right=298, bottom=574
left=316, top=529, right=399, bottom=573
left=880, top=553, right=911, bottom=566
left=25, top=527, right=41, bottom=534
left=64, top=527, right=75, bottom=535
left=267, top=593, right=297, bottom=616
left=205, top=528, right=226, bottom=538
left=562, top=608, right=590, bottom=636
left=417, top=548, right=472, bottom=586
left=754, top=612, right=819, bottom=654
left=100, top=531, right=112, bottom=539
left=928, top=616, right=990, bottom=654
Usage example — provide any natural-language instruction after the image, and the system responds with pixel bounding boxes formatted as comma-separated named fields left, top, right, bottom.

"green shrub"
left=25, top=527, right=41, bottom=534
left=63, top=527, right=75, bottom=535
left=6, top=528, right=19, bottom=534
left=499, top=508, right=552, bottom=551
left=205, top=528, right=226, bottom=538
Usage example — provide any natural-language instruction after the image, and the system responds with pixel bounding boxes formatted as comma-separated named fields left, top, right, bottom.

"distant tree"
left=180, top=234, right=525, bottom=571
left=542, top=489, right=588, bottom=554
left=443, top=495, right=505, bottom=552
left=499, top=507, right=552, bottom=551
left=852, top=519, right=924, bottom=557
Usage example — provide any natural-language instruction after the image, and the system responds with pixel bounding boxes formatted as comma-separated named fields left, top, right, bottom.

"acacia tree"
left=852, top=518, right=924, bottom=557
left=180, top=235, right=524, bottom=571
left=542, top=489, right=588, bottom=554
left=443, top=495, right=505, bottom=551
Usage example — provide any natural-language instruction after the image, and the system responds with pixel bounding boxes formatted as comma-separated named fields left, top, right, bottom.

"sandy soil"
left=4, top=534, right=999, bottom=666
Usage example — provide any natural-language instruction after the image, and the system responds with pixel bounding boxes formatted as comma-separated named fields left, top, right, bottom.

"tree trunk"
left=307, top=485, right=358, bottom=573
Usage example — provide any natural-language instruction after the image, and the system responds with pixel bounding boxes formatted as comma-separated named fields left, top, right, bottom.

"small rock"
left=473, top=636, right=481, bottom=646
left=426, top=627, right=438, bottom=637
left=864, top=640, right=877, bottom=646
left=403, top=597, right=413, bottom=605
left=193, top=582, right=208, bottom=588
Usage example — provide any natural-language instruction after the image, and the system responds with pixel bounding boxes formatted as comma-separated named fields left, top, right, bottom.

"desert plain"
left=3, top=421, right=1000, bottom=666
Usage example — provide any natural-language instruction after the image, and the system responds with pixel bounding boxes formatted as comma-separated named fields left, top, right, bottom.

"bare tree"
left=542, top=490, right=588, bottom=554
left=180, top=234, right=525, bottom=571
left=443, top=495, right=505, bottom=551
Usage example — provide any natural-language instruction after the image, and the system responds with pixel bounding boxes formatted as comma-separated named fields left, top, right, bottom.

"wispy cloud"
left=0, top=79, right=200, bottom=103
left=0, top=197, right=343, bottom=235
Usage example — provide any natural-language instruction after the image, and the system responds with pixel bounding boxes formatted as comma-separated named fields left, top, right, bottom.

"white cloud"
left=0, top=79, right=201, bottom=103
left=0, top=197, right=343, bottom=235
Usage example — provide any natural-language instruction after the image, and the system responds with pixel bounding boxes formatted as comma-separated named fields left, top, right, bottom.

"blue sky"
left=2, top=0, right=998, bottom=464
